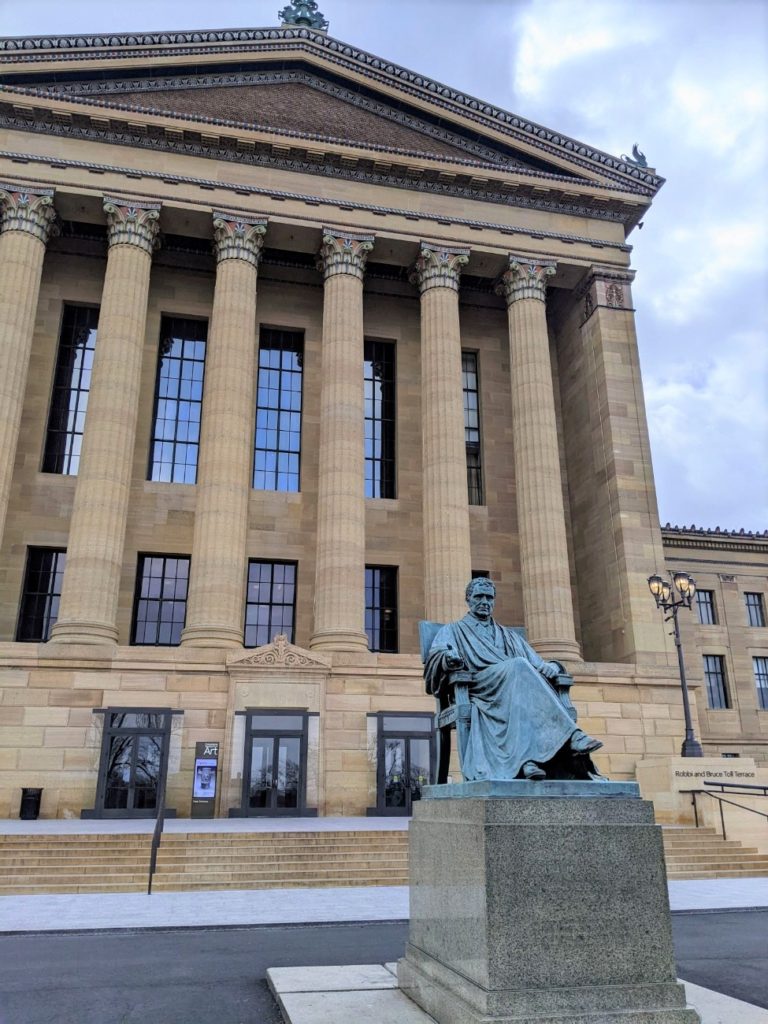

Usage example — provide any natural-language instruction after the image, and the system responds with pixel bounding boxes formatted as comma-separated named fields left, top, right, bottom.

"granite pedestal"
left=398, top=781, right=700, bottom=1023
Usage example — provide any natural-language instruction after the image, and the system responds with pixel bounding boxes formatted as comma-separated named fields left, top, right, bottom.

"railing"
left=679, top=779, right=768, bottom=842
left=147, top=777, right=167, bottom=896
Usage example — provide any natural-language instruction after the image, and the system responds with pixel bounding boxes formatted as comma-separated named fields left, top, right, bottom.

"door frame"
left=230, top=708, right=317, bottom=817
left=367, top=711, right=435, bottom=817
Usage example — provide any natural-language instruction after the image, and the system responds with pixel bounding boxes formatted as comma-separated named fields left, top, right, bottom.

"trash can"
left=19, top=787, right=42, bottom=820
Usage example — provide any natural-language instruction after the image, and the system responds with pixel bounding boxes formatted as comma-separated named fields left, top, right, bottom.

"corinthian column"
left=496, top=255, right=580, bottom=660
left=411, top=243, right=472, bottom=623
left=0, top=184, right=57, bottom=548
left=181, top=214, right=267, bottom=647
left=51, top=198, right=160, bottom=645
left=309, top=229, right=374, bottom=652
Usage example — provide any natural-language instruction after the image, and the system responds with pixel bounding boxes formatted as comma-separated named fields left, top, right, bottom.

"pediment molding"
left=227, top=634, right=330, bottom=671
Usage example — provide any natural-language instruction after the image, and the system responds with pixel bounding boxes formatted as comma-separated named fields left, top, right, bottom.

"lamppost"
left=647, top=571, right=704, bottom=757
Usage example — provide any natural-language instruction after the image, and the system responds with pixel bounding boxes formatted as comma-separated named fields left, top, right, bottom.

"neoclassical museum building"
left=0, top=5, right=765, bottom=820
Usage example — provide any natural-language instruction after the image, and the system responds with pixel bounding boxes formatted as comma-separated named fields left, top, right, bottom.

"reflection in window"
left=746, top=592, right=766, bottom=628
left=102, top=710, right=170, bottom=811
left=148, top=317, right=208, bottom=484
left=703, top=655, right=730, bottom=709
left=16, top=548, right=66, bottom=641
left=131, top=555, right=190, bottom=646
left=755, top=657, right=768, bottom=710
left=253, top=328, right=303, bottom=492
left=245, top=561, right=297, bottom=647
left=43, top=305, right=99, bottom=475
left=462, top=352, right=483, bottom=505
left=366, top=565, right=398, bottom=653
left=364, top=339, right=396, bottom=498
left=695, top=590, right=717, bottom=625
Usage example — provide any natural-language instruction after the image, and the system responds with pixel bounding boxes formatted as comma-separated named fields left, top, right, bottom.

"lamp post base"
left=680, top=737, right=704, bottom=757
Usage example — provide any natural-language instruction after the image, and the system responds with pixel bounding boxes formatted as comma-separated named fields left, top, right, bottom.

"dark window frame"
left=746, top=592, right=766, bottom=628
left=703, top=654, right=730, bottom=710
left=130, top=554, right=190, bottom=647
left=367, top=711, right=435, bottom=817
left=42, top=303, right=100, bottom=476
left=244, top=560, right=297, bottom=649
left=754, top=656, right=768, bottom=710
left=365, top=565, right=399, bottom=653
left=364, top=337, right=396, bottom=499
left=16, top=547, right=67, bottom=642
left=695, top=589, right=717, bottom=626
left=253, top=326, right=304, bottom=493
left=147, top=315, right=208, bottom=485
left=462, top=350, right=484, bottom=506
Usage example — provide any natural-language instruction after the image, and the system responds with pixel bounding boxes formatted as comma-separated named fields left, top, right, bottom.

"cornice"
left=0, top=27, right=663, bottom=192
left=0, top=148, right=635, bottom=256
left=662, top=524, right=768, bottom=554
left=0, top=104, right=645, bottom=228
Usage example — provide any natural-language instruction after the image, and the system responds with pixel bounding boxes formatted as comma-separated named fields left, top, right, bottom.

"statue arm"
left=424, top=624, right=462, bottom=695
left=511, top=629, right=561, bottom=679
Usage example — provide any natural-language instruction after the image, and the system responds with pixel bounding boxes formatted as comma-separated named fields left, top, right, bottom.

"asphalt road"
left=0, top=912, right=765, bottom=1024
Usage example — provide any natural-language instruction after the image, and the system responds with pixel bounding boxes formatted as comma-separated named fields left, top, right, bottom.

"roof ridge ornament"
left=279, top=0, right=329, bottom=31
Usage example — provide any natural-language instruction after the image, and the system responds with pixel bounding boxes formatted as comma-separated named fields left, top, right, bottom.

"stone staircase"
left=1, top=825, right=766, bottom=894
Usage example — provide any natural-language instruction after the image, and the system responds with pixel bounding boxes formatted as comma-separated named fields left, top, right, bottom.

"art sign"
left=191, top=740, right=219, bottom=818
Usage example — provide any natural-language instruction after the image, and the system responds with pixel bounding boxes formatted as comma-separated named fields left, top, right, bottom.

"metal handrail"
left=147, top=777, right=167, bottom=896
left=703, top=780, right=768, bottom=795
left=679, top=785, right=768, bottom=841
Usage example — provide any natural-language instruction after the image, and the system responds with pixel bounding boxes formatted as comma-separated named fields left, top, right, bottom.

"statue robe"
left=425, top=614, right=576, bottom=781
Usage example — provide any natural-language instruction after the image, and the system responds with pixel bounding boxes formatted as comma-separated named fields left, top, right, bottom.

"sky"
left=1, top=0, right=766, bottom=532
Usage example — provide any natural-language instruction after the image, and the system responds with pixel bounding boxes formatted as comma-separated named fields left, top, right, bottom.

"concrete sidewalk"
left=1, top=877, right=767, bottom=933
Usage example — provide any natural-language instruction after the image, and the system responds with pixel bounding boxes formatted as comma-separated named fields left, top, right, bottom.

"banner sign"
left=191, top=740, right=219, bottom=818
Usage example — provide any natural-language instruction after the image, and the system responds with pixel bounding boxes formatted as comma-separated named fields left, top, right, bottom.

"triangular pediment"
left=227, top=634, right=330, bottom=671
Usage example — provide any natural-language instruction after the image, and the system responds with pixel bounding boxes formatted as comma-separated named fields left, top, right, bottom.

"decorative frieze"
left=212, top=212, right=267, bottom=266
left=103, top=197, right=161, bottom=254
left=0, top=184, right=57, bottom=243
left=317, top=229, right=374, bottom=280
left=496, top=255, right=556, bottom=305
left=410, top=243, right=469, bottom=293
left=578, top=265, right=635, bottom=317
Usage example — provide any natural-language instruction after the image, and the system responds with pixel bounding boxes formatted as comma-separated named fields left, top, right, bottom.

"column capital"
left=410, top=242, right=469, bottom=294
left=578, top=265, right=636, bottom=318
left=103, top=197, right=161, bottom=254
left=317, top=229, right=374, bottom=280
left=496, top=255, right=556, bottom=305
left=212, top=212, right=268, bottom=266
left=0, top=184, right=57, bottom=243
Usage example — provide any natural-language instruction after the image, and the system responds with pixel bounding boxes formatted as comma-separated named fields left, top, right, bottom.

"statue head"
left=465, top=577, right=495, bottom=621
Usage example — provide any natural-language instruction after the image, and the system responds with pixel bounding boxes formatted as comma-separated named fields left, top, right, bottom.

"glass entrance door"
left=375, top=714, right=434, bottom=816
left=241, top=711, right=308, bottom=816
left=92, top=710, right=172, bottom=818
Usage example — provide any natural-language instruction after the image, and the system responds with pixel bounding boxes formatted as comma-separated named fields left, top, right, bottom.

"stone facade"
left=0, top=23, right=763, bottom=819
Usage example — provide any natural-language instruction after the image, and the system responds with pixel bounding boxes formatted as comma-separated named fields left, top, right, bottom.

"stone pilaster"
left=309, top=229, right=374, bottom=652
left=496, top=255, right=580, bottom=661
left=0, top=184, right=57, bottom=549
left=411, top=243, right=472, bottom=623
left=50, top=198, right=160, bottom=645
left=181, top=214, right=267, bottom=647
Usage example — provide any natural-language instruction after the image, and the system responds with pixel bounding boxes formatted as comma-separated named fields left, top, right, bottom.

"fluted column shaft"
left=497, top=256, right=580, bottom=660
left=412, top=244, right=472, bottom=622
left=51, top=198, right=160, bottom=644
left=310, top=230, right=374, bottom=651
left=181, top=214, right=267, bottom=647
left=0, top=185, right=57, bottom=548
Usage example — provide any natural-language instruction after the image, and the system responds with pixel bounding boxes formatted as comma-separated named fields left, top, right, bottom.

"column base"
left=530, top=636, right=582, bottom=662
left=48, top=620, right=118, bottom=645
left=180, top=624, right=243, bottom=648
left=309, top=628, right=370, bottom=653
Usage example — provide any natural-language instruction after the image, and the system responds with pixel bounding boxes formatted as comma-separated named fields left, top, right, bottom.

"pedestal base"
left=398, top=784, right=700, bottom=1023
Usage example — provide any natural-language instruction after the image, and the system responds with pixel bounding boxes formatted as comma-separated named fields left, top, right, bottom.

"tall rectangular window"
left=148, top=316, right=207, bottom=484
left=42, top=305, right=99, bottom=475
left=131, top=555, right=189, bottom=646
left=703, top=655, right=730, bottom=710
left=754, top=657, right=768, bottom=710
left=365, top=566, right=398, bottom=653
left=746, top=592, right=766, bottom=627
left=245, top=561, right=297, bottom=647
left=364, top=339, right=396, bottom=498
left=462, top=351, right=483, bottom=505
left=253, top=328, right=303, bottom=492
left=695, top=590, right=717, bottom=625
left=16, top=548, right=66, bottom=641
